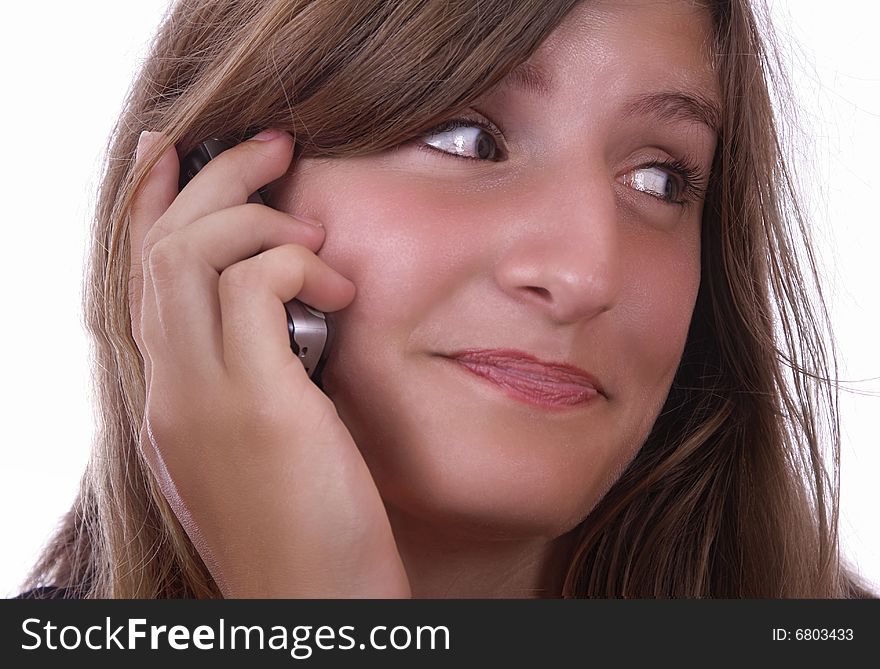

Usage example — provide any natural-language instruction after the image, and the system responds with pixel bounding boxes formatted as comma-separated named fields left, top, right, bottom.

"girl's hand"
left=128, top=129, right=410, bottom=598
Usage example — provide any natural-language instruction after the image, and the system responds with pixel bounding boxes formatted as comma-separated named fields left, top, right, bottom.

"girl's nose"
left=493, top=168, right=622, bottom=325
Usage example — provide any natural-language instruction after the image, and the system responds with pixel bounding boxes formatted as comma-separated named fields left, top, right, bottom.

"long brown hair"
left=26, top=0, right=874, bottom=597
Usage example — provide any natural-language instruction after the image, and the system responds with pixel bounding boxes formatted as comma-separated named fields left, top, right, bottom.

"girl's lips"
left=447, top=348, right=604, bottom=410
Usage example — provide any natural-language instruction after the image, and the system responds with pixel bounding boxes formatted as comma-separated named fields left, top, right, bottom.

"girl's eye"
left=628, top=166, right=683, bottom=203
left=416, top=118, right=708, bottom=209
left=623, top=157, right=708, bottom=208
left=418, top=119, right=505, bottom=162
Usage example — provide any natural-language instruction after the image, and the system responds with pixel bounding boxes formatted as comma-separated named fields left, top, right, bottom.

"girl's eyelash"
left=416, top=118, right=709, bottom=208
left=636, top=155, right=709, bottom=208
left=416, top=117, right=507, bottom=162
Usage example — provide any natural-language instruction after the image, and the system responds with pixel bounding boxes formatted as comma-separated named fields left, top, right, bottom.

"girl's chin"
left=324, top=348, right=626, bottom=536
left=378, top=480, right=589, bottom=543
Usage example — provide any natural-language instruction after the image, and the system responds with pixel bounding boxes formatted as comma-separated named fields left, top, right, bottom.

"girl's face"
left=273, top=0, right=718, bottom=540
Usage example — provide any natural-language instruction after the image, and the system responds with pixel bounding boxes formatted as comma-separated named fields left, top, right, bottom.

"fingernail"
left=249, top=128, right=283, bottom=142
left=136, top=130, right=154, bottom=161
left=296, top=215, right=324, bottom=228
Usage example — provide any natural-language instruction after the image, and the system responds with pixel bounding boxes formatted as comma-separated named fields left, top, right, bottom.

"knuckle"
left=147, top=234, right=187, bottom=280
left=141, top=219, right=172, bottom=252
left=218, top=258, right=263, bottom=294
left=236, top=202, right=266, bottom=225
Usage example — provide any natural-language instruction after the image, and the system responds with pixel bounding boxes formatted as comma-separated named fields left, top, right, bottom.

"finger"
left=144, top=205, right=326, bottom=373
left=185, top=205, right=325, bottom=271
left=131, top=131, right=180, bottom=247
left=218, top=244, right=356, bottom=379
left=160, top=129, right=295, bottom=236
left=129, top=131, right=179, bottom=372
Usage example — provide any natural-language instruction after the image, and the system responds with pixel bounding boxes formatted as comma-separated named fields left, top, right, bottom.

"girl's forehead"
left=481, top=0, right=720, bottom=137
left=529, top=0, right=718, bottom=76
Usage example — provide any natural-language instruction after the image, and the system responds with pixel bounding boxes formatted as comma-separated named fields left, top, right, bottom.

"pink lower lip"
left=451, top=359, right=600, bottom=410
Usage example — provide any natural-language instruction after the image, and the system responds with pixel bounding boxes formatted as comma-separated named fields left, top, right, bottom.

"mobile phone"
left=178, top=137, right=333, bottom=383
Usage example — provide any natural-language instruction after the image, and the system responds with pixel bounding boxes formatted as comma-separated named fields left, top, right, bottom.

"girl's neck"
left=384, top=503, right=577, bottom=599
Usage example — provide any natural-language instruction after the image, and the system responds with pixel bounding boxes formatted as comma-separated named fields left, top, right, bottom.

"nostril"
left=525, top=286, right=551, bottom=299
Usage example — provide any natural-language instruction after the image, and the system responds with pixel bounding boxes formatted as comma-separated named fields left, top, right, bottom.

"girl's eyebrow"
left=496, top=61, right=554, bottom=97
left=495, top=61, right=720, bottom=136
left=620, top=90, right=721, bottom=135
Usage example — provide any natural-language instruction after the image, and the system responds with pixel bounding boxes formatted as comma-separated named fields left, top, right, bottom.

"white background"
left=0, top=1, right=877, bottom=597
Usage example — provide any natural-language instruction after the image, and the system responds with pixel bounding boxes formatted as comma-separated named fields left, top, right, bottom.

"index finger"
left=158, top=128, right=295, bottom=237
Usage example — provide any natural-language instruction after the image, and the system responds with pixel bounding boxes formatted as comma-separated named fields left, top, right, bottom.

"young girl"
left=24, top=0, right=875, bottom=598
